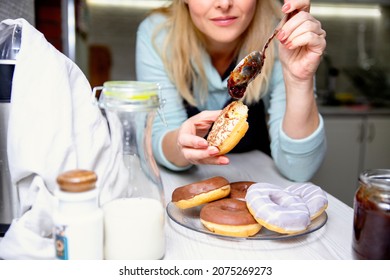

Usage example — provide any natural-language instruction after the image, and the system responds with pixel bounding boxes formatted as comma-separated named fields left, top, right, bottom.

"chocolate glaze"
left=229, top=181, right=255, bottom=200
left=227, top=53, right=263, bottom=99
left=353, top=185, right=390, bottom=259
left=227, top=12, right=295, bottom=100
left=171, top=176, right=229, bottom=202
left=200, top=198, right=258, bottom=225
left=227, top=82, right=247, bottom=99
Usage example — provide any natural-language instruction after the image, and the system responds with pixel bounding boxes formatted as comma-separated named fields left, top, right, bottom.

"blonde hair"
left=151, top=0, right=282, bottom=106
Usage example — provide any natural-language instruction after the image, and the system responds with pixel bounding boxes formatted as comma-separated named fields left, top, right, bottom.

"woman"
left=135, top=0, right=326, bottom=182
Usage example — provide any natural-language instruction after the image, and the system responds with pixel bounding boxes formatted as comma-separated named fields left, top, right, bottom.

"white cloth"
left=0, top=18, right=129, bottom=259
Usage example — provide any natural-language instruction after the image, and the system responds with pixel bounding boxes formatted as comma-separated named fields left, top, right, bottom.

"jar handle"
left=157, top=84, right=167, bottom=126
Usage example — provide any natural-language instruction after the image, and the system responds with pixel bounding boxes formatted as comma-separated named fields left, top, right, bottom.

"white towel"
left=0, top=18, right=130, bottom=259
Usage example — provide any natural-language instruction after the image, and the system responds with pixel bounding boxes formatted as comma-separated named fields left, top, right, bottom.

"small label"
left=55, top=225, right=69, bottom=260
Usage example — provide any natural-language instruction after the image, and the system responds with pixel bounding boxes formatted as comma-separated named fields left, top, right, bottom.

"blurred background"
left=1, top=0, right=390, bottom=207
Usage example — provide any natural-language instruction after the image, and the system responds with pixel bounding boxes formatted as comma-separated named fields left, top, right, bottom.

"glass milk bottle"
left=95, top=81, right=165, bottom=260
left=53, top=169, right=103, bottom=260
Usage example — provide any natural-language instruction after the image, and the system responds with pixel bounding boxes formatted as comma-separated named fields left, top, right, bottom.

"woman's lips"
left=211, top=16, right=237, bottom=27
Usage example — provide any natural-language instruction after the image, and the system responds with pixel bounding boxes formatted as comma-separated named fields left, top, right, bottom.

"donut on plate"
left=229, top=181, right=255, bottom=200
left=207, top=101, right=249, bottom=155
left=171, top=176, right=230, bottom=209
left=200, top=198, right=262, bottom=237
left=285, top=182, right=328, bottom=220
left=245, top=183, right=310, bottom=234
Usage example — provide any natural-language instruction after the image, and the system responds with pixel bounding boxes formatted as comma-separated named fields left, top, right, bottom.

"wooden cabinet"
left=312, top=113, right=390, bottom=207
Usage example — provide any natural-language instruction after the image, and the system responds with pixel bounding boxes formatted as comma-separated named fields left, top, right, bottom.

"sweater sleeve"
left=135, top=15, right=191, bottom=171
left=266, top=60, right=327, bottom=182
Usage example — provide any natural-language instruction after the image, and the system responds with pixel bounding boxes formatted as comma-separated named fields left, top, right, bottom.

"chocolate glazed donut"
left=200, top=198, right=262, bottom=237
left=229, top=181, right=255, bottom=200
left=171, top=176, right=230, bottom=209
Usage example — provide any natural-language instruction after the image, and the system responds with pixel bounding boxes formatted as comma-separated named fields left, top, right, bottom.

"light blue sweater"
left=135, top=14, right=326, bottom=182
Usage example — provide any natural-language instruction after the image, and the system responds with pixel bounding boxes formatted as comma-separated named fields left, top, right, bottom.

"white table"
left=160, top=151, right=354, bottom=260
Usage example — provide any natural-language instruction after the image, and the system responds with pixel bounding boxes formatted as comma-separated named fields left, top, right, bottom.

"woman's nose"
left=216, top=0, right=233, bottom=10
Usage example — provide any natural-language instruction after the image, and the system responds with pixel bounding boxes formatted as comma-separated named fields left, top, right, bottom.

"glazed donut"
left=207, top=101, right=249, bottom=155
left=171, top=176, right=230, bottom=209
left=229, top=181, right=255, bottom=200
left=245, top=183, right=310, bottom=234
left=285, top=182, right=328, bottom=220
left=200, top=198, right=262, bottom=237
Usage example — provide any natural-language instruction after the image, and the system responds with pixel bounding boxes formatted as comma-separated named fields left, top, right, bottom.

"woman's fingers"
left=279, top=11, right=323, bottom=43
left=177, top=132, right=208, bottom=150
left=177, top=129, right=228, bottom=165
left=280, top=14, right=326, bottom=53
left=181, top=146, right=229, bottom=165
left=177, top=110, right=221, bottom=147
left=282, top=0, right=311, bottom=13
left=175, top=109, right=230, bottom=165
left=277, top=9, right=326, bottom=79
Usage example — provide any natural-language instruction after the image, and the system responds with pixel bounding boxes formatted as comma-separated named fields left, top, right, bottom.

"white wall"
left=88, top=5, right=150, bottom=81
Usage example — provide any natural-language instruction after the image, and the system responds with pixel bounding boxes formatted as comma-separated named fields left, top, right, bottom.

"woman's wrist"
left=282, top=75, right=320, bottom=139
left=162, top=130, right=191, bottom=167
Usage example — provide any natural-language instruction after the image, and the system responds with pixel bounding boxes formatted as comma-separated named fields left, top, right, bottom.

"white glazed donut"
left=245, top=183, right=310, bottom=234
left=285, top=182, right=328, bottom=220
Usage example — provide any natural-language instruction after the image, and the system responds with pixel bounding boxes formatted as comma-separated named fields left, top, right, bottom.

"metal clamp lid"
left=93, top=81, right=166, bottom=124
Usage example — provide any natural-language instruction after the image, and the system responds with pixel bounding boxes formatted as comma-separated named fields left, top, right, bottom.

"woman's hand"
left=163, top=110, right=230, bottom=167
left=277, top=0, right=326, bottom=82
left=276, top=0, right=326, bottom=139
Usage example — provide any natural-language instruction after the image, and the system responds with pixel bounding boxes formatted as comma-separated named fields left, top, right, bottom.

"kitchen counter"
left=318, top=105, right=390, bottom=116
left=160, top=150, right=354, bottom=260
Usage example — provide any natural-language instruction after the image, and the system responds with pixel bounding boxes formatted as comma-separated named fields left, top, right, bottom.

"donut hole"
left=269, top=191, right=300, bottom=209
left=201, top=199, right=258, bottom=227
left=285, top=182, right=328, bottom=220
left=220, top=205, right=238, bottom=212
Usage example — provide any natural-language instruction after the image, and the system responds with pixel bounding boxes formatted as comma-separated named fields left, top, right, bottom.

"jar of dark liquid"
left=353, top=169, right=390, bottom=260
